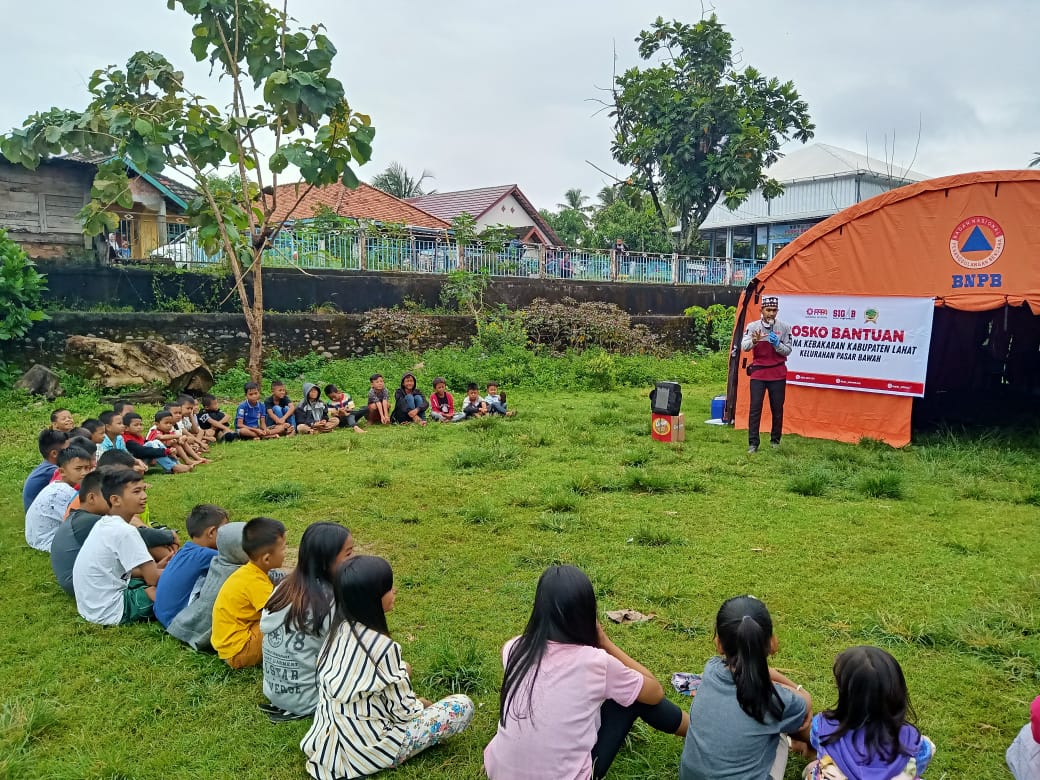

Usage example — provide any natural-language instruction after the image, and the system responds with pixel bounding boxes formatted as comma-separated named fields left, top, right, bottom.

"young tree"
left=0, top=0, right=374, bottom=380
left=609, top=15, right=814, bottom=252
left=371, top=161, right=434, bottom=198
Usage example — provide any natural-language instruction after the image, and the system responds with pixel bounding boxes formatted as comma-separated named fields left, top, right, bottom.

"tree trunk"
left=246, top=256, right=265, bottom=381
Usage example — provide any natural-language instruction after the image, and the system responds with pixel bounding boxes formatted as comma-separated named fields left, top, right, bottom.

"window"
left=712, top=231, right=727, bottom=259
left=732, top=227, right=753, bottom=260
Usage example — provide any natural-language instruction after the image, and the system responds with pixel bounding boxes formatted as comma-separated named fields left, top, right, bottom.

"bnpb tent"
left=725, top=170, right=1040, bottom=447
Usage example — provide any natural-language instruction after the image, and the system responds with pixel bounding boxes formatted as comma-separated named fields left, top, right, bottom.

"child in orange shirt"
left=211, top=516, right=286, bottom=669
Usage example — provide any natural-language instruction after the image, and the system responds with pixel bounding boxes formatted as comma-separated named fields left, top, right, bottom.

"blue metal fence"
left=139, top=221, right=763, bottom=286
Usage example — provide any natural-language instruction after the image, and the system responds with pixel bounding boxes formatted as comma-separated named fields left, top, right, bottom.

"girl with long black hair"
left=680, top=595, right=812, bottom=780
left=260, top=521, right=354, bottom=719
left=301, top=555, right=473, bottom=780
left=804, top=646, right=934, bottom=779
left=484, top=565, right=688, bottom=780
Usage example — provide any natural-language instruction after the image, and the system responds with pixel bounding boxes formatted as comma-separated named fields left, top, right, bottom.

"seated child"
left=261, top=522, right=354, bottom=719
left=71, top=467, right=173, bottom=625
left=123, top=412, right=191, bottom=474
left=265, top=380, right=297, bottom=436
left=212, top=516, right=287, bottom=669
left=25, top=445, right=94, bottom=552
left=679, top=596, right=811, bottom=780
left=484, top=381, right=515, bottom=416
left=325, top=383, right=365, bottom=433
left=149, top=410, right=205, bottom=467
left=167, top=521, right=248, bottom=649
left=462, top=383, right=490, bottom=418
left=297, top=382, right=339, bottom=434
left=197, top=394, right=238, bottom=442
left=367, top=373, right=391, bottom=425
left=97, top=410, right=128, bottom=456
left=81, top=419, right=106, bottom=449
left=805, top=646, right=934, bottom=780
left=50, top=468, right=178, bottom=596
left=174, top=396, right=209, bottom=447
left=170, top=399, right=210, bottom=455
left=112, top=399, right=135, bottom=418
left=23, top=430, right=69, bottom=511
left=1007, top=695, right=1040, bottom=780
left=153, top=504, right=230, bottom=627
left=391, top=372, right=428, bottom=425
left=50, top=408, right=75, bottom=433
left=236, top=382, right=277, bottom=440
left=430, top=377, right=466, bottom=423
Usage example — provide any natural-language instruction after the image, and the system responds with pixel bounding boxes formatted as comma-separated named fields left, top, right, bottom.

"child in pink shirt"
left=484, top=565, right=688, bottom=780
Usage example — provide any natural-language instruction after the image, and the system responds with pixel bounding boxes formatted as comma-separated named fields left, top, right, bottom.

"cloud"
left=1, top=0, right=1035, bottom=211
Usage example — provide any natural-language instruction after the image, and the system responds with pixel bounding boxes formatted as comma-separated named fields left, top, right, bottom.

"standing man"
left=740, top=295, right=792, bottom=453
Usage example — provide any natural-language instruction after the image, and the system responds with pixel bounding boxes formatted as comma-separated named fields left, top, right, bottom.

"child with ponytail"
left=680, top=595, right=812, bottom=780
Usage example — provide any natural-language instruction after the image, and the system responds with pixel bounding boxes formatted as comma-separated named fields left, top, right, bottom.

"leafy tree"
left=0, top=229, right=47, bottom=340
left=609, top=14, right=814, bottom=252
left=539, top=208, right=589, bottom=247
left=0, top=0, right=374, bottom=380
left=596, top=185, right=617, bottom=208
left=588, top=197, right=674, bottom=254
left=371, top=161, right=434, bottom=198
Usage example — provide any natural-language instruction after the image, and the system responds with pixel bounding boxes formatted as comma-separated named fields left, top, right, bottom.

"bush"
left=522, top=297, right=659, bottom=355
left=360, top=308, right=445, bottom=353
left=474, top=306, right=528, bottom=353
left=683, top=304, right=736, bottom=352
left=0, top=229, right=47, bottom=343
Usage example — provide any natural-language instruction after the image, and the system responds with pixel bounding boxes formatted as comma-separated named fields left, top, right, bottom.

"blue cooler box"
left=710, top=395, right=726, bottom=420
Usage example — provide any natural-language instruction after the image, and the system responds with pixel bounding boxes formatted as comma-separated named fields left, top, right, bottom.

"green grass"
left=1, top=352, right=1037, bottom=779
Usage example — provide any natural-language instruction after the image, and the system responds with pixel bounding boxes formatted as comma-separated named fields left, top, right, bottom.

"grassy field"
left=1, top=352, right=1037, bottom=779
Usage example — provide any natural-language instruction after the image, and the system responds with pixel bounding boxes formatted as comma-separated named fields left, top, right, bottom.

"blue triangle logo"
left=961, top=226, right=993, bottom=252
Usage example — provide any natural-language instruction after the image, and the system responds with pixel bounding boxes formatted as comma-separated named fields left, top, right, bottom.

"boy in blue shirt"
left=153, top=504, right=230, bottom=627
left=23, top=430, right=69, bottom=511
left=236, top=382, right=275, bottom=439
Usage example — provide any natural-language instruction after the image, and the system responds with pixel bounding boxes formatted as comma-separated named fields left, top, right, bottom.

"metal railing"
left=125, top=218, right=763, bottom=286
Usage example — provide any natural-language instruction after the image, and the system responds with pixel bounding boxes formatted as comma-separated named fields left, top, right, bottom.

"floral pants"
left=392, top=694, right=475, bottom=766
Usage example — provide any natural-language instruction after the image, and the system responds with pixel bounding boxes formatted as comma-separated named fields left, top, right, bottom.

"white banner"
left=780, top=294, right=935, bottom=397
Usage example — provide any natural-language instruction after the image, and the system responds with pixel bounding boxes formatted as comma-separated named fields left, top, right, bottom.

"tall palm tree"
left=556, top=188, right=591, bottom=214
left=597, top=185, right=617, bottom=208
left=371, top=162, right=435, bottom=198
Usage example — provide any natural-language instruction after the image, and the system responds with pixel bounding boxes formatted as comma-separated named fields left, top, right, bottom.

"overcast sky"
left=3, top=0, right=1035, bottom=210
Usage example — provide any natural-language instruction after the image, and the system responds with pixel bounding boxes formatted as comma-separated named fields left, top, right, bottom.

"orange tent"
left=725, top=170, right=1040, bottom=447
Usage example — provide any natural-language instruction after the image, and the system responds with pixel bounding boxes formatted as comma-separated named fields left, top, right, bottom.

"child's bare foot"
left=171, top=464, right=192, bottom=474
left=353, top=425, right=366, bottom=434
left=418, top=419, right=427, bottom=427
left=505, top=410, right=517, bottom=417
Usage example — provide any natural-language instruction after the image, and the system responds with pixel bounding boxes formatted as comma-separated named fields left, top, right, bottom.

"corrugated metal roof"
left=766, top=143, right=929, bottom=183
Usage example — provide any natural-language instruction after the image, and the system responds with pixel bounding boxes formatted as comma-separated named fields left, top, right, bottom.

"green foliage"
left=587, top=196, right=674, bottom=254
left=541, top=207, right=590, bottom=247
left=440, top=269, right=488, bottom=316
left=371, top=162, right=434, bottom=199
left=418, top=635, right=490, bottom=695
left=856, top=472, right=905, bottom=500
left=611, top=14, right=814, bottom=251
left=0, top=229, right=47, bottom=340
left=474, top=306, right=528, bottom=354
left=1, top=0, right=375, bottom=378
left=683, top=304, right=737, bottom=352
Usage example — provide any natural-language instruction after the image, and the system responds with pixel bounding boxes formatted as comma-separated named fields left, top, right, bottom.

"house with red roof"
left=266, top=180, right=449, bottom=231
left=408, top=184, right=561, bottom=245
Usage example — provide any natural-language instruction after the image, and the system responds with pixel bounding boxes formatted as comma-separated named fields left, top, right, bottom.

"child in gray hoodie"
left=296, top=382, right=338, bottom=434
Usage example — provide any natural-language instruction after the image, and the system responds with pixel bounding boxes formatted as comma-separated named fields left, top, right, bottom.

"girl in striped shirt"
left=301, top=556, right=474, bottom=779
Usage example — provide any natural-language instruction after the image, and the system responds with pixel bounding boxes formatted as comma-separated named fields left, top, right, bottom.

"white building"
left=698, top=143, right=928, bottom=269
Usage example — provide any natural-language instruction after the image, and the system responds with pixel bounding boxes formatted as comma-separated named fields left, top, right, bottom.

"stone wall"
left=38, top=261, right=740, bottom=316
left=4, top=312, right=700, bottom=372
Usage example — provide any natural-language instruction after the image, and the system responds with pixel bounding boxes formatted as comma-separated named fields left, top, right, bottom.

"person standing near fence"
left=740, top=296, right=792, bottom=453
